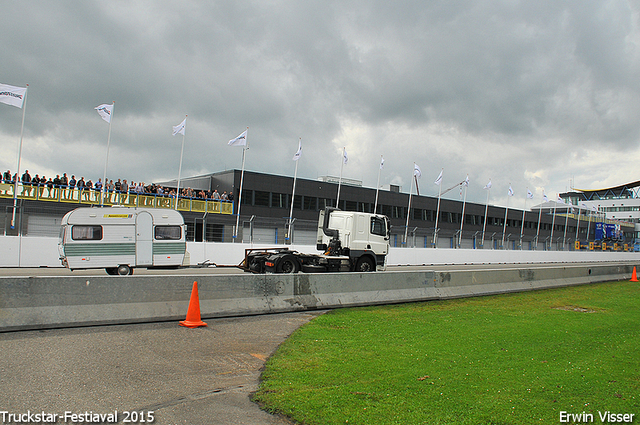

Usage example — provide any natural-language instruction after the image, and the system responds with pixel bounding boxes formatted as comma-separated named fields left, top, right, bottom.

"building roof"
left=561, top=180, right=640, bottom=201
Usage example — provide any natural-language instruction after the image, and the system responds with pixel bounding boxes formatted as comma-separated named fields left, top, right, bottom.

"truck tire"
left=354, top=256, right=375, bottom=272
left=277, top=256, right=300, bottom=273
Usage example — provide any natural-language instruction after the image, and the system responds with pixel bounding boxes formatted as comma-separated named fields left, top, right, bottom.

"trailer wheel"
left=117, top=264, right=133, bottom=275
left=355, top=257, right=375, bottom=272
left=277, top=256, right=300, bottom=274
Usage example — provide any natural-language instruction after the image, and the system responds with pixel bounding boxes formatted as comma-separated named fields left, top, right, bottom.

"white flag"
left=95, top=103, right=113, bottom=123
left=228, top=129, right=247, bottom=146
left=0, top=83, right=27, bottom=108
left=414, top=163, right=422, bottom=178
left=463, top=175, right=469, bottom=187
left=292, top=139, right=302, bottom=161
left=527, top=189, right=534, bottom=199
left=557, top=195, right=564, bottom=204
left=434, top=169, right=442, bottom=185
left=484, top=179, right=492, bottom=190
left=380, top=156, right=385, bottom=170
left=508, top=186, right=514, bottom=197
left=172, top=118, right=186, bottom=136
left=543, top=193, right=549, bottom=202
left=343, top=148, right=348, bottom=164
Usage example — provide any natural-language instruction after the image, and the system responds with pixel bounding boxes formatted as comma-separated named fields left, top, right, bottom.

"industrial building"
left=0, top=170, right=635, bottom=250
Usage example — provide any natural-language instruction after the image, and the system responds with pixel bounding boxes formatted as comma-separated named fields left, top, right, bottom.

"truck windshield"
left=370, top=217, right=387, bottom=237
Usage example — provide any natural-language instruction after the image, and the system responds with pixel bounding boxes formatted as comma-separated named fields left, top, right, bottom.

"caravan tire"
left=117, top=265, right=132, bottom=275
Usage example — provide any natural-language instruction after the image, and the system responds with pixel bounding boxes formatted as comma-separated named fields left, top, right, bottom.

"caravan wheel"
left=117, top=265, right=133, bottom=275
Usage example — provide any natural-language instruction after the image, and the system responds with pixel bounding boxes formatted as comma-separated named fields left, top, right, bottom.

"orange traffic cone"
left=631, top=267, right=638, bottom=282
left=180, top=281, right=207, bottom=328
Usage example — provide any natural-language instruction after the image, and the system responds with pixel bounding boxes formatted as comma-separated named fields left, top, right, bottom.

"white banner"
left=173, top=118, right=186, bottom=136
left=228, top=129, right=247, bottom=146
left=292, top=139, right=302, bottom=161
left=0, top=83, right=27, bottom=108
left=95, top=103, right=113, bottom=123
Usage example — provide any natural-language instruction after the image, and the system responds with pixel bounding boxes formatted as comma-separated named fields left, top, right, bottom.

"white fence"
left=1, top=235, right=638, bottom=268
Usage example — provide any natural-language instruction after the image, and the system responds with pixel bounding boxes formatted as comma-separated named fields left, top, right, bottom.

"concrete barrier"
left=0, top=263, right=633, bottom=332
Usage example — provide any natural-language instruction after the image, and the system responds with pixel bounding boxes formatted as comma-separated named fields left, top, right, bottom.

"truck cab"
left=316, top=208, right=391, bottom=271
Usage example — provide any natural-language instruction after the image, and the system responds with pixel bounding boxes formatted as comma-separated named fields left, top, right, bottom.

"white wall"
left=2, top=235, right=638, bottom=268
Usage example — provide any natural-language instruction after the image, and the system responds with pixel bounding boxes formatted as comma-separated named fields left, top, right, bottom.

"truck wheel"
left=117, top=264, right=132, bottom=275
left=355, top=257, right=375, bottom=272
left=277, top=256, right=300, bottom=273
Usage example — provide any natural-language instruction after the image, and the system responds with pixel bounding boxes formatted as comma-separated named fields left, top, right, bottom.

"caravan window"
left=71, top=225, right=103, bottom=240
left=155, top=225, right=182, bottom=240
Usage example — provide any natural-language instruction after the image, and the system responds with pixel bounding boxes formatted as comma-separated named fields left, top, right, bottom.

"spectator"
left=21, top=170, right=32, bottom=196
left=3, top=170, right=11, bottom=183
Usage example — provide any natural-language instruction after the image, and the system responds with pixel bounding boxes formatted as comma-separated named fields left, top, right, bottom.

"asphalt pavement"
left=0, top=311, right=325, bottom=425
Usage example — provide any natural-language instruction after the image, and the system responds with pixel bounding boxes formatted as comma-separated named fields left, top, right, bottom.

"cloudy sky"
left=1, top=0, right=639, bottom=208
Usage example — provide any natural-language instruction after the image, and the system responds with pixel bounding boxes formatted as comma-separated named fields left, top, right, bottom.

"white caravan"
left=59, top=207, right=187, bottom=275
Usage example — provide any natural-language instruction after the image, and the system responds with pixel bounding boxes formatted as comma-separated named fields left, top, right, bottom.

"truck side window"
left=370, top=217, right=386, bottom=236
left=71, top=225, right=103, bottom=240
left=155, top=225, right=182, bottom=240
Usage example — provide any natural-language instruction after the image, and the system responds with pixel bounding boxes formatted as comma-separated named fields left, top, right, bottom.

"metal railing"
left=0, top=182, right=234, bottom=215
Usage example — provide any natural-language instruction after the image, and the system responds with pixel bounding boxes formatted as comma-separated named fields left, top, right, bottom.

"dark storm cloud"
left=1, top=0, right=638, bottom=206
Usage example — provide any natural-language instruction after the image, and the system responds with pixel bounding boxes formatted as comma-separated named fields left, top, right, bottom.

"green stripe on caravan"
left=64, top=243, right=136, bottom=257
left=153, top=242, right=187, bottom=255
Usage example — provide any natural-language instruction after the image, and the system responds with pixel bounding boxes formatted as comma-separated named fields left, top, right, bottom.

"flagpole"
left=175, top=115, right=187, bottom=211
left=433, top=168, right=443, bottom=248
left=374, top=155, right=383, bottom=214
left=287, top=138, right=301, bottom=243
left=501, top=185, right=511, bottom=249
left=100, top=101, right=115, bottom=207
left=11, top=84, right=28, bottom=229
left=234, top=127, right=249, bottom=240
left=336, top=147, right=345, bottom=208
left=520, top=188, right=527, bottom=249
left=550, top=196, right=557, bottom=250
left=404, top=168, right=415, bottom=245
left=575, top=205, right=581, bottom=242
left=535, top=194, right=543, bottom=249
left=481, top=180, right=490, bottom=248
left=563, top=202, right=569, bottom=250
left=458, top=175, right=468, bottom=248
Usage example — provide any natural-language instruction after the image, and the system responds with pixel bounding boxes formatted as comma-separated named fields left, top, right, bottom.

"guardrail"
left=0, top=182, right=233, bottom=214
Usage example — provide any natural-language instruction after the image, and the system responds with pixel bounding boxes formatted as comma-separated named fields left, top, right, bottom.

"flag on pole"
left=433, top=169, right=442, bottom=185
left=0, top=83, right=27, bottom=108
left=95, top=103, right=113, bottom=123
left=228, top=129, right=247, bottom=146
left=343, top=148, right=348, bottom=164
left=527, top=189, right=534, bottom=199
left=508, top=186, right=514, bottom=197
left=172, top=118, right=186, bottom=136
left=414, top=163, right=422, bottom=178
left=463, top=175, right=469, bottom=186
left=292, top=139, right=302, bottom=161
left=484, top=179, right=492, bottom=190
left=543, top=193, right=549, bottom=202
left=380, top=156, right=385, bottom=169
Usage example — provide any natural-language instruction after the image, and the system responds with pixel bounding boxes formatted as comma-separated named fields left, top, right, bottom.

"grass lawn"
left=254, top=281, right=639, bottom=424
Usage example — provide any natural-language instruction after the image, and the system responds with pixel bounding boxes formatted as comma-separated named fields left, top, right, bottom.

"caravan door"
left=136, top=211, right=153, bottom=266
